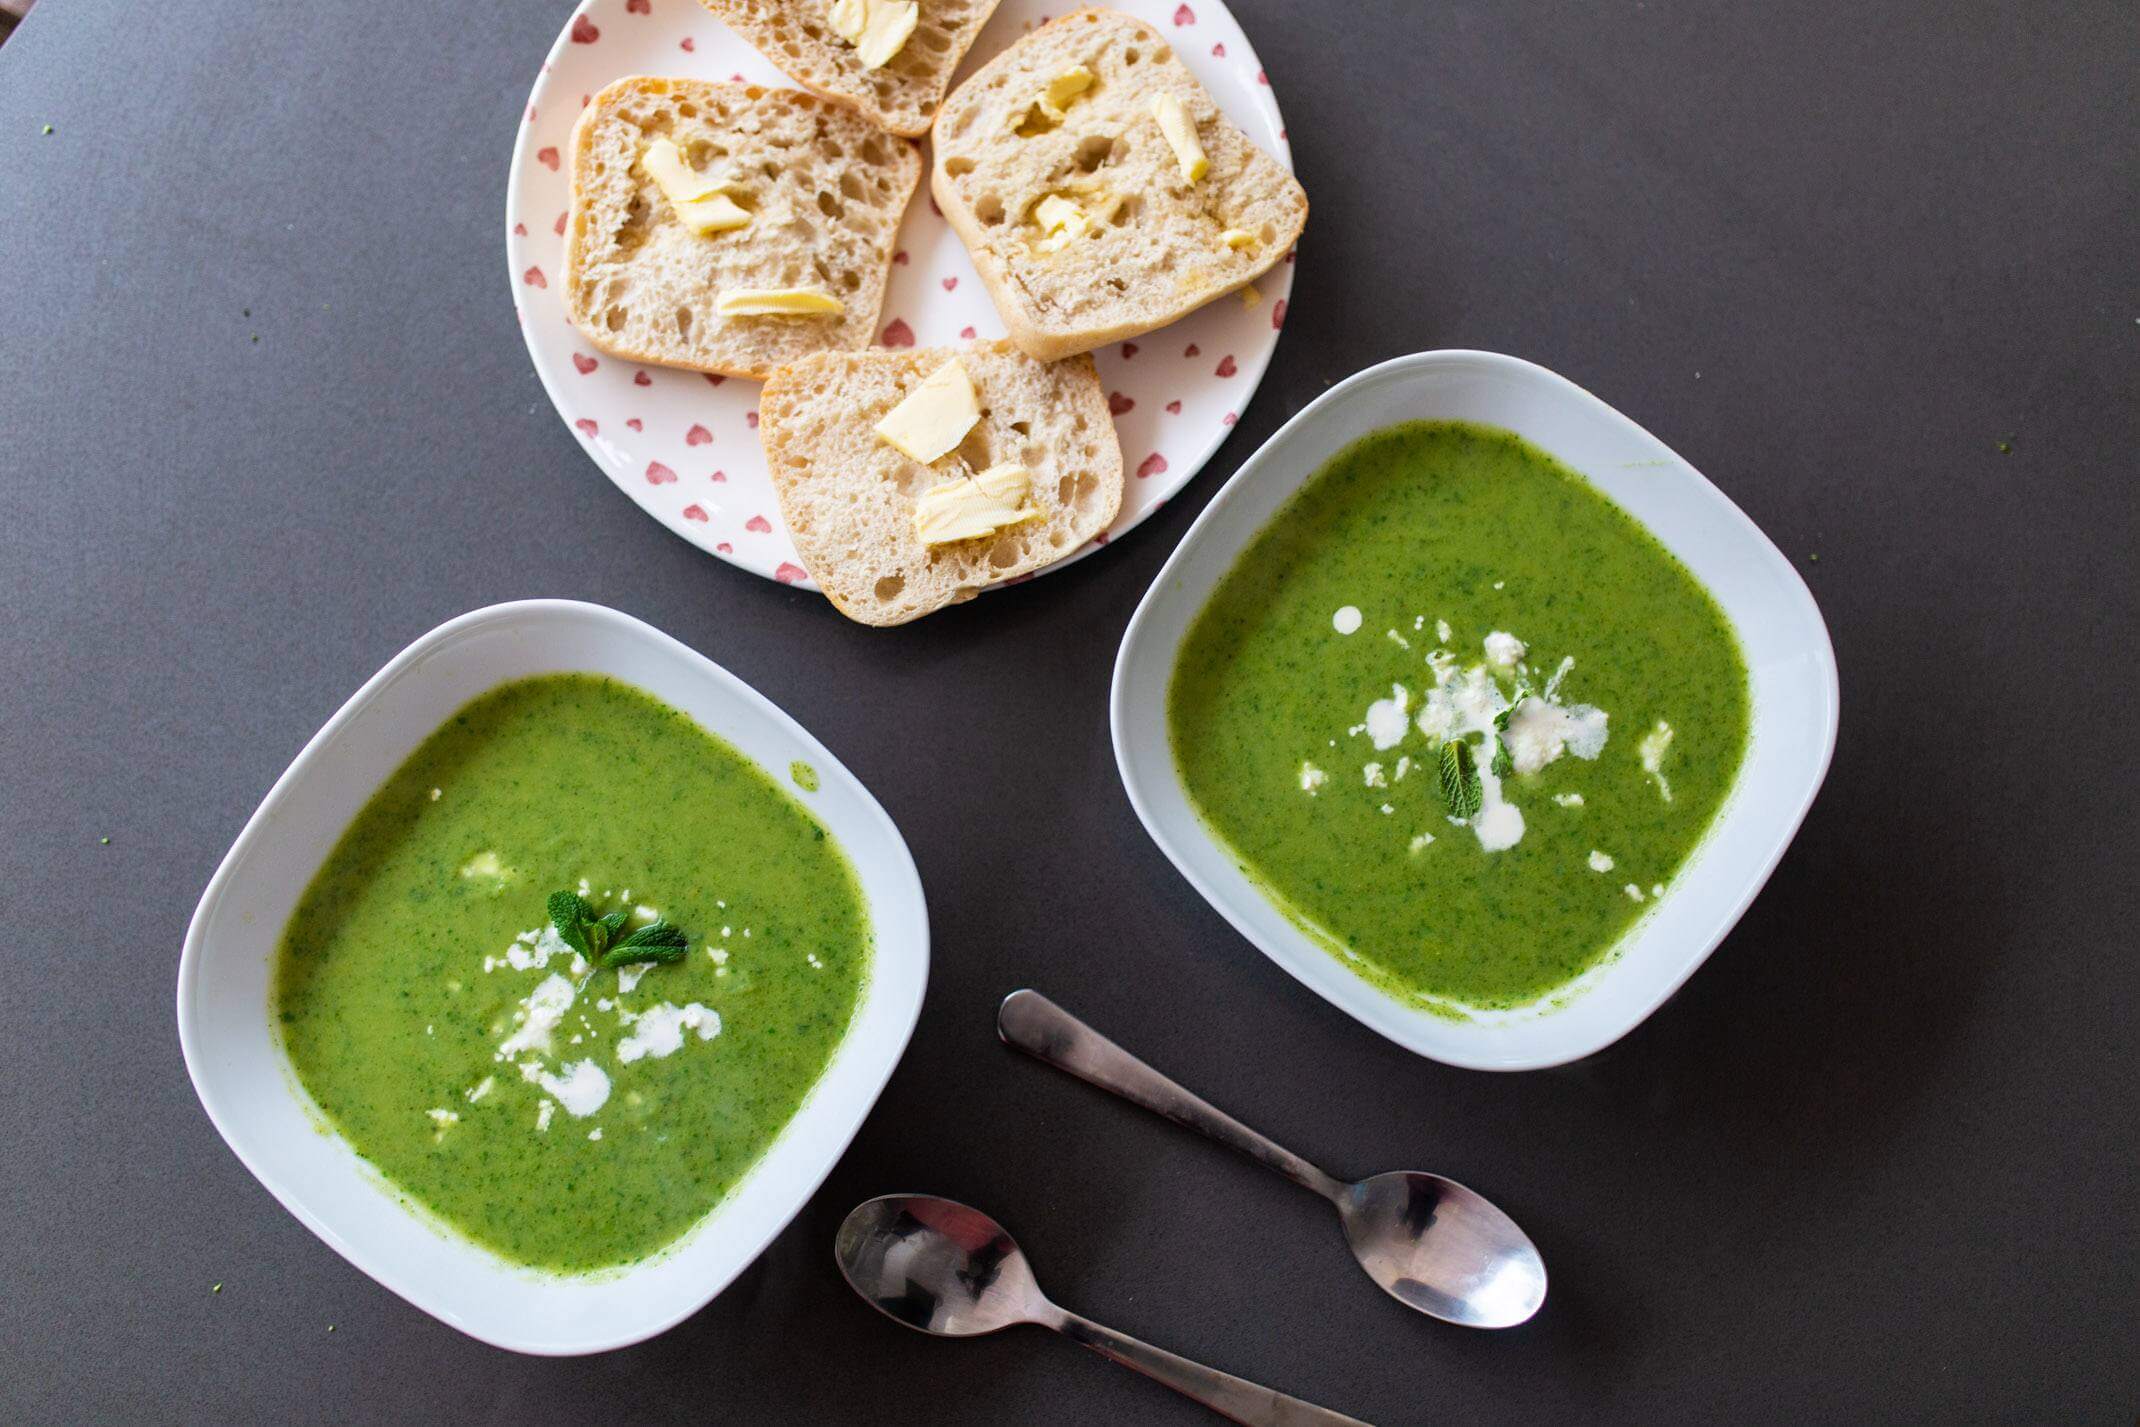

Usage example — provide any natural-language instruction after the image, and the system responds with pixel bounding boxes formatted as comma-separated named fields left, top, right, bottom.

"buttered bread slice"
left=930, top=8, right=1307, bottom=361
left=698, top=0, right=1003, bottom=137
left=759, top=341, right=1123, bottom=625
left=563, top=78, right=921, bottom=380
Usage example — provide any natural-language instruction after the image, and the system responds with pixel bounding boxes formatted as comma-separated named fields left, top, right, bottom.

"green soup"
left=274, top=674, right=868, bottom=1273
left=1169, top=421, right=1750, bottom=1011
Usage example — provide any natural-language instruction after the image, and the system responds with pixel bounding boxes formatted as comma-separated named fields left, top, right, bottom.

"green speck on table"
left=1996, top=439, right=2013, bottom=454
left=99, top=836, right=110, bottom=845
left=41, top=124, right=54, bottom=135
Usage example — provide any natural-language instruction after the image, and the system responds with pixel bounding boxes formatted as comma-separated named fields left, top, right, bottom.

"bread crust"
left=697, top=0, right=1005, bottom=137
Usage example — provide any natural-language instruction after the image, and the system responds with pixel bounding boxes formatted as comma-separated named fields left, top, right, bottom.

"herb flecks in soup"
left=275, top=674, right=868, bottom=1273
left=1169, top=421, right=1750, bottom=1011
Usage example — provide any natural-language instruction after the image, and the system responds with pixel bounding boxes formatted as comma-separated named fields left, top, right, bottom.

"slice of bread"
left=698, top=0, right=1003, bottom=137
left=563, top=77, right=921, bottom=380
left=931, top=8, right=1307, bottom=361
left=759, top=341, right=1123, bottom=625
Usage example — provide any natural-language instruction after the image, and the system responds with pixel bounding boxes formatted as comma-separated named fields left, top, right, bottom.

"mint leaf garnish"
left=548, top=891, right=595, bottom=957
left=1438, top=740, right=1482, bottom=820
left=1491, top=739, right=1513, bottom=779
left=601, top=921, right=689, bottom=968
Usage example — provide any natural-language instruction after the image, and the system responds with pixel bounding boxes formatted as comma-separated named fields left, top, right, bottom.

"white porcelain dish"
left=176, top=600, right=928, bottom=1353
left=507, top=0, right=1297, bottom=588
left=1111, top=351, right=1839, bottom=1071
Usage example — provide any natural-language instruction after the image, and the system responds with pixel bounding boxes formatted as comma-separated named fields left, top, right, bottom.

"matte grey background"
left=1, top=0, right=2132, bottom=1422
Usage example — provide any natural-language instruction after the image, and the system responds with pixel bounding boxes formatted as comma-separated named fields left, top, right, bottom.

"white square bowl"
left=1111, top=351, right=1838, bottom=1071
left=176, top=600, right=929, bottom=1353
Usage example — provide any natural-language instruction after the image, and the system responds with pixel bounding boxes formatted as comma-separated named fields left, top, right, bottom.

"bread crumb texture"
left=931, top=8, right=1307, bottom=360
left=760, top=341, right=1124, bottom=624
left=699, top=0, right=1004, bottom=136
left=564, top=77, right=921, bottom=379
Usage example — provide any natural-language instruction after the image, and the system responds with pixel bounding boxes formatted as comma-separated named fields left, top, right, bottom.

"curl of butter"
left=876, top=359, right=981, bottom=463
left=715, top=288, right=844, bottom=316
left=641, top=138, right=751, bottom=235
left=914, top=464, right=1040, bottom=545
left=827, top=0, right=917, bottom=69
left=1150, top=94, right=1209, bottom=183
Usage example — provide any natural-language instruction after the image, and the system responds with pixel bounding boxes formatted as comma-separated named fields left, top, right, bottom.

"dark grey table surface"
left=2, top=0, right=2133, bottom=1421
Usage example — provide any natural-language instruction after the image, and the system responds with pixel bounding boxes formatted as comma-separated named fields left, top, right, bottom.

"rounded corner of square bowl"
left=174, top=599, right=929, bottom=1352
left=1109, top=351, right=1839, bottom=1071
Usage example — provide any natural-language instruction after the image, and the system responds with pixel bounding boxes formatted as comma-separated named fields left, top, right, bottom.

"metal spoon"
left=836, top=1194, right=1372, bottom=1426
left=997, top=990, right=1547, bottom=1329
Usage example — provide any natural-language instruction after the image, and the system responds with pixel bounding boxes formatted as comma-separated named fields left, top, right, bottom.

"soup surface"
left=276, top=674, right=868, bottom=1272
left=1169, top=421, right=1750, bottom=1010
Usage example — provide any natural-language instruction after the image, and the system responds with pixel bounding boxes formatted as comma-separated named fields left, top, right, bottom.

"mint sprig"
left=548, top=892, right=689, bottom=972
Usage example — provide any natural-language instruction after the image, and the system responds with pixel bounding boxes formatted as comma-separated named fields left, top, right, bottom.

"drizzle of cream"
left=1364, top=685, right=1411, bottom=750
left=1639, top=721, right=1676, bottom=801
left=520, top=1057, right=610, bottom=1117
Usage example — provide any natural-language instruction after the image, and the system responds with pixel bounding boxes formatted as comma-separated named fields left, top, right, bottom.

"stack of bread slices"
left=561, top=5, right=1307, bottom=626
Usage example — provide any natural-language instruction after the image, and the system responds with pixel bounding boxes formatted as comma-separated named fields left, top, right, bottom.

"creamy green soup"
left=1169, top=421, right=1750, bottom=1011
left=275, top=674, right=868, bottom=1273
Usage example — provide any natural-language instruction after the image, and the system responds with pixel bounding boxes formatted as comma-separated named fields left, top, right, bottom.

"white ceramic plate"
left=175, top=600, right=929, bottom=1353
left=507, top=0, right=1296, bottom=587
left=1112, top=351, right=1840, bottom=1071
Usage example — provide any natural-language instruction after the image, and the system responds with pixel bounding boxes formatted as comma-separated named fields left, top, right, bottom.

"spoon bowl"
left=1339, top=1171, right=1546, bottom=1328
left=835, top=1195, right=1044, bottom=1338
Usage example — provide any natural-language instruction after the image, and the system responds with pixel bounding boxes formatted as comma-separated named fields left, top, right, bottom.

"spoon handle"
left=998, top=990, right=1346, bottom=1203
left=1053, top=1308, right=1374, bottom=1427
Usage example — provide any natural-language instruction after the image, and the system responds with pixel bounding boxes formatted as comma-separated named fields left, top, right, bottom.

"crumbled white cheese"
left=1393, top=755, right=1411, bottom=781
left=1587, top=850, right=1615, bottom=873
left=535, top=1100, right=555, bottom=1132
left=497, top=973, right=575, bottom=1059
left=458, top=850, right=506, bottom=881
left=1435, top=619, right=1453, bottom=644
left=1553, top=792, right=1585, bottom=808
left=588, top=1128, right=603, bottom=1141
left=616, top=1002, right=723, bottom=1065
left=1503, top=697, right=1609, bottom=775
left=426, top=1108, right=458, bottom=1127
left=615, top=962, right=650, bottom=996
left=1379, top=802, right=1395, bottom=815
left=1386, top=628, right=1411, bottom=650
left=1363, top=762, right=1387, bottom=788
left=503, top=922, right=572, bottom=973
left=1624, top=883, right=1646, bottom=902
left=1483, top=631, right=1526, bottom=668
left=465, top=1076, right=495, bottom=1103
left=428, top=787, right=442, bottom=801
left=1332, top=605, right=1362, bottom=635
left=1408, top=832, right=1435, bottom=853
left=1298, top=761, right=1327, bottom=794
